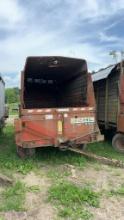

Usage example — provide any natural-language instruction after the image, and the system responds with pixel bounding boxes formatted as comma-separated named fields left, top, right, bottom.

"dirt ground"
left=0, top=171, right=57, bottom=220
left=1, top=163, right=124, bottom=220
left=67, top=164, right=124, bottom=220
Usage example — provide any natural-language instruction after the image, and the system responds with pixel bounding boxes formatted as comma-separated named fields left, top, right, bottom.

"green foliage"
left=48, top=181, right=99, bottom=219
left=0, top=181, right=27, bottom=211
left=8, top=103, right=19, bottom=115
left=5, top=87, right=19, bottom=104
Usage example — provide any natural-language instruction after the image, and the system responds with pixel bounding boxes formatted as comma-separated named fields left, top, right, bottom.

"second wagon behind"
left=93, top=62, right=124, bottom=153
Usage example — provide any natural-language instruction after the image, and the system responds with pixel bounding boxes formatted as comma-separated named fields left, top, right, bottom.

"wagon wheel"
left=77, top=143, right=87, bottom=151
left=112, top=133, right=124, bottom=153
left=17, top=146, right=35, bottom=158
left=0, top=127, right=3, bottom=134
left=25, top=148, right=35, bottom=157
left=17, top=146, right=27, bottom=159
left=0, top=121, right=4, bottom=133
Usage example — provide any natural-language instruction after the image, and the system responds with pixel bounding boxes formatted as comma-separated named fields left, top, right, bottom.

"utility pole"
left=110, top=50, right=124, bottom=75
left=109, top=50, right=118, bottom=64
left=120, top=51, right=124, bottom=75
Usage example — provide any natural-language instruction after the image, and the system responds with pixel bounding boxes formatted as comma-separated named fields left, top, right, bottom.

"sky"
left=0, top=0, right=124, bottom=87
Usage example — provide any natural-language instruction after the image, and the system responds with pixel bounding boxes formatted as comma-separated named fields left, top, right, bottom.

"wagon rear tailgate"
left=15, top=107, right=96, bottom=147
left=62, top=108, right=96, bottom=140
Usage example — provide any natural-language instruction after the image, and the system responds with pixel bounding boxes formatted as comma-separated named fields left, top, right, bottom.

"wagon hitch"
left=58, top=130, right=101, bottom=150
left=63, top=130, right=101, bottom=146
left=68, top=147, right=124, bottom=168
left=58, top=133, right=124, bottom=169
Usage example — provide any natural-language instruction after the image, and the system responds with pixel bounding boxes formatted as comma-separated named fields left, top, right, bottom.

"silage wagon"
left=15, top=56, right=103, bottom=157
left=93, top=61, right=124, bottom=153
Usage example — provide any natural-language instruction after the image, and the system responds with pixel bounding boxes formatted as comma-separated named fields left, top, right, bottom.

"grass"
left=0, top=181, right=40, bottom=212
left=109, top=184, right=124, bottom=196
left=28, top=185, right=40, bottom=192
left=48, top=181, right=100, bottom=219
left=0, top=125, right=88, bottom=176
left=87, top=141, right=124, bottom=162
left=0, top=217, right=5, bottom=220
left=48, top=181, right=100, bottom=207
left=47, top=169, right=71, bottom=180
left=36, top=147, right=87, bottom=167
left=0, top=126, right=38, bottom=175
left=1, top=124, right=124, bottom=176
left=1, top=124, right=124, bottom=218
left=0, top=181, right=27, bottom=211
left=59, top=207, right=93, bottom=220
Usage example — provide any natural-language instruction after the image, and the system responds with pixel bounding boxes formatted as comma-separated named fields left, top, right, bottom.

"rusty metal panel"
left=15, top=56, right=102, bottom=150
left=94, top=66, right=120, bottom=127
left=118, top=115, right=124, bottom=133
left=118, top=72, right=124, bottom=133
left=15, top=107, right=99, bottom=148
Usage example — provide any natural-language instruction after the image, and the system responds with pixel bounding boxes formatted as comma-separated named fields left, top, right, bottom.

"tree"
left=5, top=87, right=20, bottom=104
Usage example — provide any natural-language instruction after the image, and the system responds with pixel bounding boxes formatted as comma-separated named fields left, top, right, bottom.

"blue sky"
left=0, top=0, right=124, bottom=87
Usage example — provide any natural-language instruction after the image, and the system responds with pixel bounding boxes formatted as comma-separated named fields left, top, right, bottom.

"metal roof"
left=92, top=64, right=115, bottom=82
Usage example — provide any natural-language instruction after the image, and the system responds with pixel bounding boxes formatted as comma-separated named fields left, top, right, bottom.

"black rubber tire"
left=26, top=148, right=35, bottom=157
left=77, top=144, right=87, bottom=151
left=0, top=120, right=4, bottom=134
left=17, top=146, right=35, bottom=158
left=112, top=133, right=124, bottom=153
left=59, top=145, right=68, bottom=151
left=17, top=146, right=27, bottom=159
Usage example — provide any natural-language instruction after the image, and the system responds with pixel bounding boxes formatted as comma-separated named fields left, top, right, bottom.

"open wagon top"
left=22, top=56, right=89, bottom=109
left=23, top=56, right=87, bottom=80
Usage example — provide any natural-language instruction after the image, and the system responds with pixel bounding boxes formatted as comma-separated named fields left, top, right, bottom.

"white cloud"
left=0, top=0, right=124, bottom=87
left=99, top=32, right=120, bottom=42
left=0, top=0, right=25, bottom=29
left=111, top=0, right=124, bottom=11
